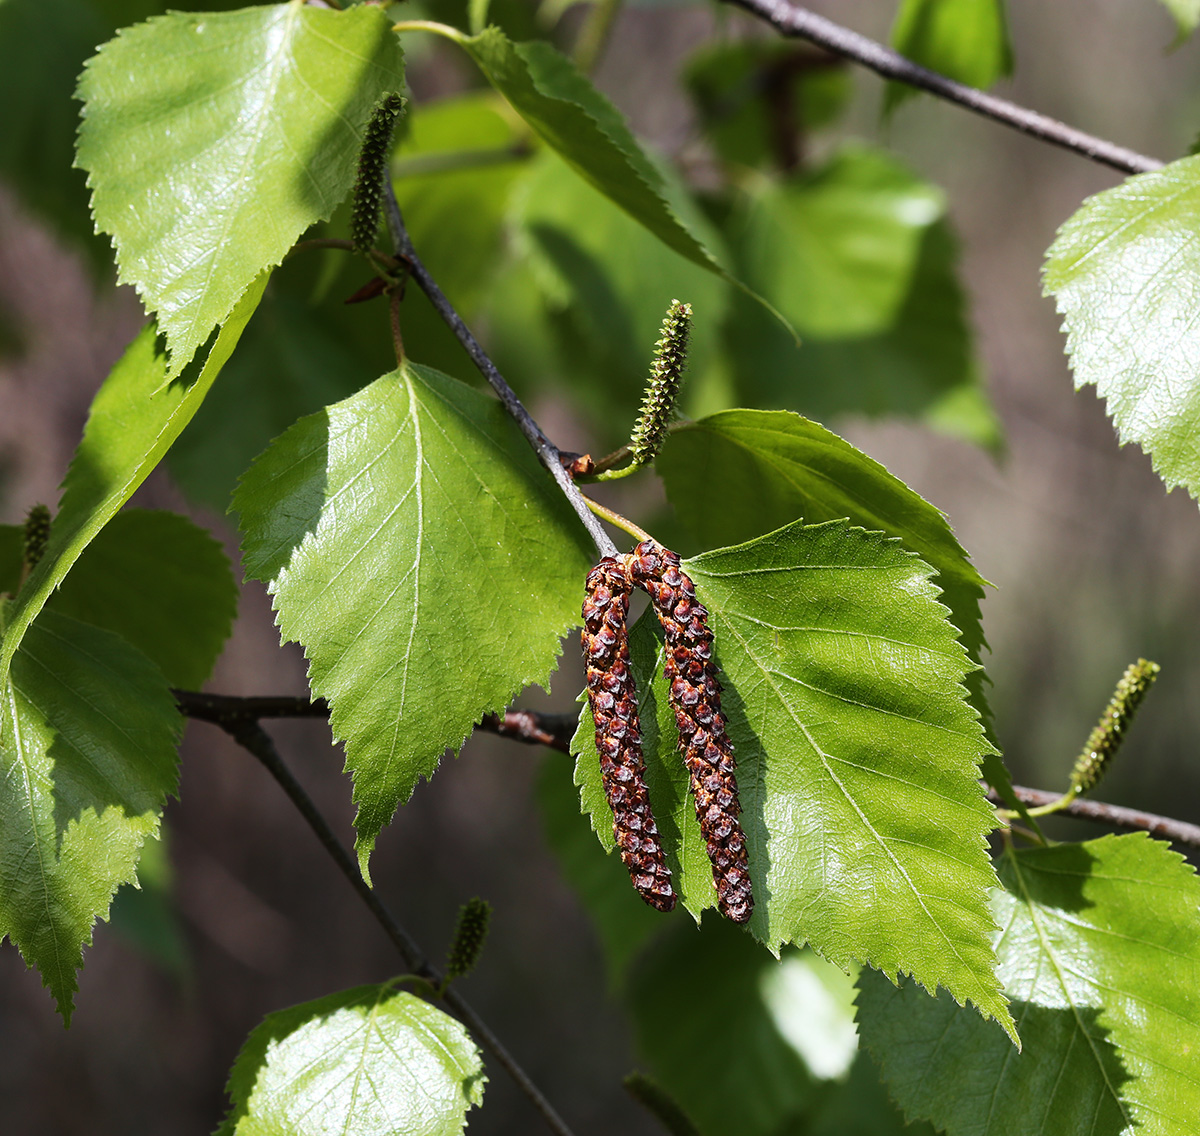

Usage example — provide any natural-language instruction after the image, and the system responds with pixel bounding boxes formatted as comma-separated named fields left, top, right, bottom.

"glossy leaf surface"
left=217, top=984, right=484, bottom=1135
left=573, top=519, right=1013, bottom=1037
left=0, top=275, right=264, bottom=685
left=0, top=611, right=181, bottom=1020
left=1044, top=155, right=1200, bottom=502
left=77, top=1, right=405, bottom=372
left=235, top=361, right=593, bottom=879
left=858, top=834, right=1200, bottom=1134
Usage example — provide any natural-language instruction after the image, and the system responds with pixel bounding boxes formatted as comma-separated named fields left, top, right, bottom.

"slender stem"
left=723, top=0, right=1164, bottom=176
left=392, top=19, right=466, bottom=41
left=380, top=181, right=618, bottom=560
left=584, top=498, right=651, bottom=544
left=286, top=237, right=356, bottom=259
left=214, top=719, right=579, bottom=1136
left=574, top=0, right=624, bottom=74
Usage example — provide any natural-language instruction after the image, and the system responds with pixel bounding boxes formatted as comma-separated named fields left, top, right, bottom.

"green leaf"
left=1044, top=155, right=1200, bottom=503
left=857, top=834, right=1200, bottom=1135
left=76, top=1, right=406, bottom=373
left=887, top=0, right=1013, bottom=112
left=721, top=145, right=1000, bottom=448
left=217, top=984, right=485, bottom=1136
left=574, top=519, right=1013, bottom=1039
left=0, top=273, right=265, bottom=687
left=537, top=754, right=665, bottom=984
left=52, top=509, right=237, bottom=688
left=0, top=610, right=182, bottom=1021
left=448, top=25, right=789, bottom=334
left=654, top=408, right=1020, bottom=810
left=1158, top=0, right=1200, bottom=38
left=495, top=150, right=730, bottom=439
left=235, top=360, right=593, bottom=880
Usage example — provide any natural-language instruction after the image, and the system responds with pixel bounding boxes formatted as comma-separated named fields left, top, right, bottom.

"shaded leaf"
left=887, top=0, right=1013, bottom=113
left=0, top=610, right=181, bottom=1020
left=722, top=144, right=1000, bottom=448
left=1044, top=155, right=1200, bottom=503
left=574, top=519, right=1013, bottom=1037
left=235, top=361, right=593, bottom=879
left=858, top=834, right=1200, bottom=1135
left=108, top=829, right=188, bottom=978
left=217, top=984, right=484, bottom=1136
left=77, top=1, right=406, bottom=373
left=52, top=509, right=237, bottom=688
left=0, top=273, right=265, bottom=686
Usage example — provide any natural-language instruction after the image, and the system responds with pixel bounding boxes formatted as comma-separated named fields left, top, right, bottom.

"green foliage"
left=1158, top=0, right=1200, bottom=38
left=1044, top=155, right=1200, bottom=503
left=887, top=0, right=1013, bottom=111
left=77, top=1, right=406, bottom=373
left=574, top=519, right=1014, bottom=1038
left=217, top=984, right=485, bottom=1135
left=0, top=610, right=181, bottom=1021
left=858, top=834, right=1200, bottom=1134
left=235, top=361, right=593, bottom=880
left=52, top=509, right=238, bottom=688
left=0, top=276, right=264, bottom=686
left=721, top=145, right=1001, bottom=446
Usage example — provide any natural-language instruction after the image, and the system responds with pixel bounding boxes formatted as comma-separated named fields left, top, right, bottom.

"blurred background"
left=2, top=0, right=1199, bottom=1132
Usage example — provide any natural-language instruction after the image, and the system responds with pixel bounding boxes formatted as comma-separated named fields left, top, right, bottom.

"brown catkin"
left=582, top=558, right=676, bottom=912
left=626, top=540, right=753, bottom=924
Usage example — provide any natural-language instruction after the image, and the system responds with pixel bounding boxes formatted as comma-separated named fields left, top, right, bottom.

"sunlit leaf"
left=573, top=519, right=1013, bottom=1038
left=77, top=1, right=405, bottom=372
left=0, top=611, right=181, bottom=1020
left=1044, top=155, right=1200, bottom=503
left=858, top=834, right=1200, bottom=1135
left=235, top=361, right=593, bottom=879
left=217, top=984, right=485, bottom=1135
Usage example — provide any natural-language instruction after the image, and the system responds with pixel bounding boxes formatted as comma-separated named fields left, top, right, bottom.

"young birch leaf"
left=52, top=509, right=238, bottom=689
left=76, top=1, right=406, bottom=374
left=857, top=833, right=1200, bottom=1135
left=0, top=273, right=265, bottom=687
left=655, top=408, right=1024, bottom=818
left=887, top=0, right=1014, bottom=113
left=575, top=519, right=1013, bottom=1039
left=452, top=26, right=789, bottom=334
left=1159, top=0, right=1200, bottom=38
left=1044, top=156, right=1200, bottom=503
left=0, top=610, right=181, bottom=1021
left=217, top=984, right=485, bottom=1136
left=235, top=361, right=593, bottom=880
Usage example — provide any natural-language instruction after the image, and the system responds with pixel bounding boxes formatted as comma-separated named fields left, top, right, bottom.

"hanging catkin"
left=1069, top=658, right=1160, bottom=796
left=626, top=540, right=753, bottom=924
left=350, top=92, right=405, bottom=254
left=582, top=558, right=677, bottom=912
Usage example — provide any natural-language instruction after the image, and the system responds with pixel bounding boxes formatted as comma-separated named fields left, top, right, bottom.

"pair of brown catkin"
left=582, top=540, right=753, bottom=924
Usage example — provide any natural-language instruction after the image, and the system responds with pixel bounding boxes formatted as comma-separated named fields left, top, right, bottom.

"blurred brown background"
left=2, top=1, right=1199, bottom=1132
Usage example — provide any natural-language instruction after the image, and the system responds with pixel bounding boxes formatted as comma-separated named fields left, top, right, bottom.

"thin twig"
left=214, top=719, right=579, bottom=1136
left=379, top=181, right=618, bottom=560
left=1000, top=785, right=1200, bottom=851
left=723, top=0, right=1164, bottom=176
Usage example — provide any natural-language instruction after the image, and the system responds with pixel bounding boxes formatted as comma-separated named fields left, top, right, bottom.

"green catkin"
left=1069, top=658, right=1160, bottom=796
left=351, top=93, right=406, bottom=254
left=628, top=300, right=692, bottom=466
left=444, top=897, right=491, bottom=984
left=22, top=504, right=51, bottom=571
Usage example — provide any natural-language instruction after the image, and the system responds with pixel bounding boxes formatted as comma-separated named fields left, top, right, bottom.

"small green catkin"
left=351, top=92, right=406, bottom=254
left=444, top=897, right=491, bottom=983
left=1069, top=658, right=1160, bottom=796
left=628, top=299, right=692, bottom=466
left=22, top=504, right=51, bottom=571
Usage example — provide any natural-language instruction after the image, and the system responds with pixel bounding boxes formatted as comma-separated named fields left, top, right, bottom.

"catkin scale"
left=626, top=540, right=753, bottom=924
left=582, top=559, right=676, bottom=912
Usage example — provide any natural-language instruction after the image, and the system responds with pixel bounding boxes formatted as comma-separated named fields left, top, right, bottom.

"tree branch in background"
left=197, top=715, right=580, bottom=1136
left=379, top=181, right=619, bottom=560
left=722, top=0, right=1164, bottom=176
